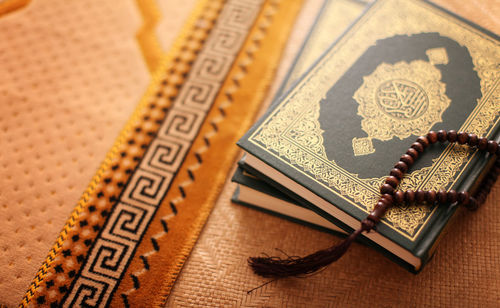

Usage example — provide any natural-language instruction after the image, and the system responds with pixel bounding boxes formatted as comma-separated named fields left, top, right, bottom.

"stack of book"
left=232, top=0, right=500, bottom=272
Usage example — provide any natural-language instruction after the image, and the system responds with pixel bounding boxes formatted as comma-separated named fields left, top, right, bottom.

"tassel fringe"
left=248, top=219, right=375, bottom=278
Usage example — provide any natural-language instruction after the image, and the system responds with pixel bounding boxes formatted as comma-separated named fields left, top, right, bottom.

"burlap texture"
left=166, top=0, right=500, bottom=306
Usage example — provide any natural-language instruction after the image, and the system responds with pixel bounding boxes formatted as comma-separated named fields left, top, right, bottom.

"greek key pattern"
left=63, top=0, right=263, bottom=306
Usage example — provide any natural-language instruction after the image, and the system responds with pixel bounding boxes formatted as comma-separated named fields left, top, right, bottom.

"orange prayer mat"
left=19, top=0, right=304, bottom=306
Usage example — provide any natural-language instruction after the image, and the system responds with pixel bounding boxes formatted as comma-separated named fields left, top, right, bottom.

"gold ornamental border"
left=135, top=0, right=164, bottom=73
left=249, top=0, right=499, bottom=241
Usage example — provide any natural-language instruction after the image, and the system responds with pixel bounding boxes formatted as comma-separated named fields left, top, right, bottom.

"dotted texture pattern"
left=165, top=0, right=500, bottom=306
left=22, top=0, right=305, bottom=306
left=0, top=0, right=194, bottom=306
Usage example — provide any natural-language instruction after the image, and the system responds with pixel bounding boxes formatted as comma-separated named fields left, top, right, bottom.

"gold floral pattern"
left=352, top=59, right=451, bottom=156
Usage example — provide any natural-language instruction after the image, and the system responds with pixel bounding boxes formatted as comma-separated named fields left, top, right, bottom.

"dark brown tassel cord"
left=249, top=219, right=375, bottom=278
left=248, top=130, right=500, bottom=280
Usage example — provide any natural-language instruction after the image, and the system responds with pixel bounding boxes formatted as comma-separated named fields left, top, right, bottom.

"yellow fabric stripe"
left=0, top=0, right=30, bottom=17
left=135, top=0, right=164, bottom=73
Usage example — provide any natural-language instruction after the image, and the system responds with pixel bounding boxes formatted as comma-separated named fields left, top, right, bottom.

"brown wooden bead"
left=476, top=195, right=486, bottom=206
left=390, top=168, right=404, bottom=180
left=367, top=213, right=380, bottom=223
left=415, top=189, right=425, bottom=203
left=491, top=171, right=498, bottom=181
left=477, top=189, right=486, bottom=199
left=447, top=130, right=458, bottom=142
left=404, top=190, right=415, bottom=204
left=416, top=136, right=429, bottom=148
left=394, top=191, right=405, bottom=204
left=376, top=201, right=388, bottom=210
left=485, top=175, right=495, bottom=187
left=484, top=179, right=496, bottom=191
left=485, top=184, right=493, bottom=194
left=457, top=132, right=469, bottom=144
left=381, top=194, right=394, bottom=206
left=437, top=189, right=447, bottom=204
left=406, top=148, right=419, bottom=160
left=368, top=201, right=389, bottom=223
left=447, top=190, right=458, bottom=204
left=400, top=154, right=414, bottom=167
left=468, top=134, right=478, bottom=147
left=487, top=140, right=498, bottom=154
left=475, top=194, right=484, bottom=204
left=437, top=130, right=447, bottom=142
left=465, top=197, right=478, bottom=211
left=486, top=176, right=496, bottom=186
left=411, top=142, right=424, bottom=153
left=425, top=190, right=436, bottom=204
left=380, top=184, right=394, bottom=195
left=457, top=191, right=470, bottom=205
left=486, top=176, right=496, bottom=187
left=394, top=161, right=408, bottom=173
left=478, top=137, right=488, bottom=150
left=385, top=176, right=399, bottom=188
left=360, top=131, right=499, bottom=230
left=427, top=131, right=438, bottom=144
left=489, top=172, right=498, bottom=181
left=494, top=174, right=500, bottom=185
left=486, top=173, right=496, bottom=187
left=494, top=166, right=500, bottom=175
left=477, top=190, right=487, bottom=201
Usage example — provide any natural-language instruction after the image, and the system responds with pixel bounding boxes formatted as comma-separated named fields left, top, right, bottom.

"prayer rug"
left=5, top=0, right=304, bottom=306
left=0, top=0, right=197, bottom=305
left=3, top=0, right=497, bottom=307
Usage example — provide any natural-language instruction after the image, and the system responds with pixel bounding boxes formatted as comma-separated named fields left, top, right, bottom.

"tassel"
left=248, top=219, right=375, bottom=278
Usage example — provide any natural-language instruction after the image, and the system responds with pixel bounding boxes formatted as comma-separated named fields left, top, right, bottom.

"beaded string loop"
left=248, top=130, right=499, bottom=279
left=369, top=130, right=499, bottom=226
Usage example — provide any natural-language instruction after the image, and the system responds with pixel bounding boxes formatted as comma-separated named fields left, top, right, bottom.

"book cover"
left=238, top=0, right=500, bottom=271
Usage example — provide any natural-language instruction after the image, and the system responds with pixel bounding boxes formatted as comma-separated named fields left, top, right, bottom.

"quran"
left=237, top=0, right=500, bottom=272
